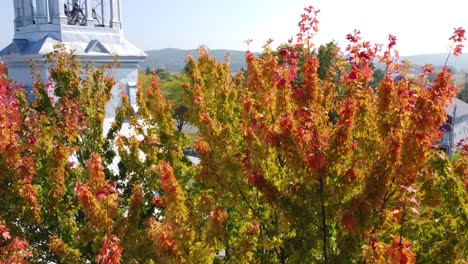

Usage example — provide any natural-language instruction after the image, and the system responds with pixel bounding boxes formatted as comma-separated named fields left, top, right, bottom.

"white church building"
left=0, top=0, right=146, bottom=118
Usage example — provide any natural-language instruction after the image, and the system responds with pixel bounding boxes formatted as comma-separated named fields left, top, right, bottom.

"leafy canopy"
left=0, top=6, right=467, bottom=264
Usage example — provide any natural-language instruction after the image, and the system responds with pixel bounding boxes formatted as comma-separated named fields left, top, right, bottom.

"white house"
left=440, top=98, right=468, bottom=155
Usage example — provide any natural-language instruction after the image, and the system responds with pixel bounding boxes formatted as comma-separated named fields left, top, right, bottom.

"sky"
left=0, top=0, right=467, bottom=56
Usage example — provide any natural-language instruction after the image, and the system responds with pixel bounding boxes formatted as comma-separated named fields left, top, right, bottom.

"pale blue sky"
left=1, top=0, right=467, bottom=55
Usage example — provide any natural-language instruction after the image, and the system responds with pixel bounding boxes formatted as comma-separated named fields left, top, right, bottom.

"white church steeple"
left=1, top=0, right=147, bottom=118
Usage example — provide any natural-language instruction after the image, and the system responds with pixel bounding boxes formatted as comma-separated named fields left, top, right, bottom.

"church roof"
left=446, top=98, right=468, bottom=119
left=0, top=35, right=146, bottom=59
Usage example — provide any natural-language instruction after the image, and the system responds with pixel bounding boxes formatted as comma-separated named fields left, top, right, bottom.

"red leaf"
left=95, top=236, right=122, bottom=264
left=152, top=196, right=166, bottom=207
left=0, top=224, right=11, bottom=240
left=388, top=34, right=397, bottom=49
left=453, top=44, right=464, bottom=56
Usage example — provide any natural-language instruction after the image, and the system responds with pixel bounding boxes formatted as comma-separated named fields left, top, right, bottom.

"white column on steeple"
left=100, top=0, right=106, bottom=27
left=109, top=0, right=120, bottom=28
left=36, top=0, right=48, bottom=24
left=118, top=0, right=121, bottom=28
left=48, top=0, right=53, bottom=21
left=13, top=0, right=23, bottom=29
left=85, top=0, right=95, bottom=26
left=51, top=0, right=67, bottom=24
left=21, top=0, right=34, bottom=26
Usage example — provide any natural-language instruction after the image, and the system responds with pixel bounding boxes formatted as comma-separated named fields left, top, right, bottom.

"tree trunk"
left=319, top=175, right=328, bottom=264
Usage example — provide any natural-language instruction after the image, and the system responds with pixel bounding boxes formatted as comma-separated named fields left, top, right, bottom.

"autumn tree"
left=139, top=69, right=190, bottom=131
left=0, top=59, right=33, bottom=264
left=182, top=7, right=468, bottom=263
left=0, top=6, right=467, bottom=264
left=0, top=45, right=225, bottom=263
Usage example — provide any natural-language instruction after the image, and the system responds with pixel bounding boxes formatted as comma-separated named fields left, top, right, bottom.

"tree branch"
left=319, top=175, right=328, bottom=264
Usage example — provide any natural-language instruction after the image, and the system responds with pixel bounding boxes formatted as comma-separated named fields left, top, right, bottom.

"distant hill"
left=141, top=48, right=257, bottom=73
left=141, top=49, right=468, bottom=74
left=401, top=53, right=468, bottom=71
left=397, top=54, right=468, bottom=72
